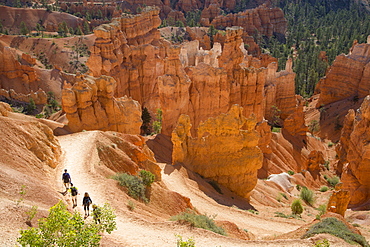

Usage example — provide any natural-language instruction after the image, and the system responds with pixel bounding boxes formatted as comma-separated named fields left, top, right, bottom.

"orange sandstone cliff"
left=62, top=73, right=142, bottom=134
left=172, top=105, right=263, bottom=200
left=337, top=96, right=370, bottom=208
left=316, top=40, right=370, bottom=107
left=87, top=8, right=296, bottom=137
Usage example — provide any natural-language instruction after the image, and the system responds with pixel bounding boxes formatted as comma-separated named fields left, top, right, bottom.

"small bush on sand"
left=314, top=239, right=330, bottom=247
left=127, top=200, right=136, bottom=211
left=170, top=209, right=226, bottom=236
left=176, top=234, right=195, bottom=247
left=303, top=217, right=369, bottom=247
left=300, top=186, right=315, bottom=206
left=326, top=176, right=340, bottom=187
left=291, top=199, right=304, bottom=215
left=316, top=204, right=327, bottom=220
left=320, top=186, right=329, bottom=192
left=287, top=170, right=295, bottom=175
left=113, top=173, right=147, bottom=202
left=139, top=170, right=155, bottom=186
left=113, top=170, right=155, bottom=203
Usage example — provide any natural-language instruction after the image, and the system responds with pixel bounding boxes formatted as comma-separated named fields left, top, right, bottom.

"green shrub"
left=139, top=170, right=155, bottom=187
left=113, top=173, right=147, bottom=202
left=326, top=176, right=340, bottom=187
left=296, top=184, right=301, bottom=191
left=170, top=209, right=226, bottom=236
left=323, top=160, right=330, bottom=170
left=300, top=186, right=315, bottom=206
left=152, top=108, right=162, bottom=134
left=274, top=211, right=301, bottom=219
left=277, top=192, right=288, bottom=202
left=18, top=201, right=116, bottom=246
left=25, top=205, right=38, bottom=226
left=127, top=200, right=136, bottom=211
left=291, top=199, right=304, bottom=215
left=113, top=171, right=155, bottom=202
left=316, top=204, right=327, bottom=219
left=327, top=142, right=334, bottom=147
left=303, top=217, right=369, bottom=247
left=275, top=212, right=289, bottom=218
left=272, top=127, right=281, bottom=133
left=314, top=239, right=330, bottom=247
left=320, top=186, right=329, bottom=192
left=287, top=170, right=294, bottom=175
left=176, top=235, right=195, bottom=247
left=247, top=209, right=259, bottom=215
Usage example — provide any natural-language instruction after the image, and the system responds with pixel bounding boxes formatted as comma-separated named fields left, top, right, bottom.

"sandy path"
left=160, top=163, right=301, bottom=238
left=57, top=131, right=316, bottom=247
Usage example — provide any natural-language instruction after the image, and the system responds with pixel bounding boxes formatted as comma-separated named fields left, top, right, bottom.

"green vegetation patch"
left=113, top=171, right=155, bottom=203
left=326, top=176, right=340, bottom=187
left=17, top=201, right=116, bottom=247
left=303, top=217, right=369, bottom=247
left=170, top=209, right=226, bottom=236
left=300, top=186, right=315, bottom=206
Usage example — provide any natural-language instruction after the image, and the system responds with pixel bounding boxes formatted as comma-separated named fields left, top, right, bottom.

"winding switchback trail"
left=56, top=131, right=318, bottom=247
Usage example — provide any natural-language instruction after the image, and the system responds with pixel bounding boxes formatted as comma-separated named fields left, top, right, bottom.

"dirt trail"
left=57, top=131, right=317, bottom=247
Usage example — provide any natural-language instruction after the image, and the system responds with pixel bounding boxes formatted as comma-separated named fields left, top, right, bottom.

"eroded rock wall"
left=172, top=105, right=263, bottom=200
left=87, top=9, right=297, bottom=137
left=316, top=40, right=370, bottom=106
left=0, top=40, right=38, bottom=92
left=62, top=73, right=142, bottom=134
left=338, top=96, right=370, bottom=207
left=0, top=102, right=62, bottom=169
left=208, top=4, right=287, bottom=38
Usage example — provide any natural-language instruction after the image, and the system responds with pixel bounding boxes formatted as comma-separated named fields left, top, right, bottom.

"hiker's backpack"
left=71, top=187, right=78, bottom=196
left=63, top=173, right=70, bottom=183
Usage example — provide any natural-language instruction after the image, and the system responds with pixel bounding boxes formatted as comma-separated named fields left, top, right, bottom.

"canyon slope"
left=1, top=3, right=370, bottom=246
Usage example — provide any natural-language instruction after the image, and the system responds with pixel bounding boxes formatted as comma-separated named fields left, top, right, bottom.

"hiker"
left=92, top=204, right=101, bottom=224
left=62, top=169, right=71, bottom=192
left=70, top=183, right=79, bottom=208
left=82, top=192, right=92, bottom=217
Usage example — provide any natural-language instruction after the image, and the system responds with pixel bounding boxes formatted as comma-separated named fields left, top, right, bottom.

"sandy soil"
left=55, top=131, right=366, bottom=247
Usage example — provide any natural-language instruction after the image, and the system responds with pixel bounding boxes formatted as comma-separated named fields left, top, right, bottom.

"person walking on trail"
left=62, top=169, right=71, bottom=193
left=92, top=204, right=101, bottom=224
left=82, top=192, right=92, bottom=217
left=70, top=183, right=79, bottom=208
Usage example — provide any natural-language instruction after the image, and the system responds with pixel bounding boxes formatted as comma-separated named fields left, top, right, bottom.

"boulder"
left=267, top=172, right=294, bottom=193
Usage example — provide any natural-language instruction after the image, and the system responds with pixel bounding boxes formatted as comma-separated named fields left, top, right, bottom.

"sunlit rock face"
left=172, top=105, right=263, bottom=200
left=316, top=41, right=370, bottom=106
left=338, top=96, right=370, bottom=207
left=62, top=73, right=142, bottom=134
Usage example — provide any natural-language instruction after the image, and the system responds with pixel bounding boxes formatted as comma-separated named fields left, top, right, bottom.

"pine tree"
left=20, top=21, right=29, bottom=35
left=83, top=21, right=90, bottom=35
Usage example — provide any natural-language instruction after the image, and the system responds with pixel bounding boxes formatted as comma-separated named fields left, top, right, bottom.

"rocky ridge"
left=86, top=9, right=297, bottom=138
